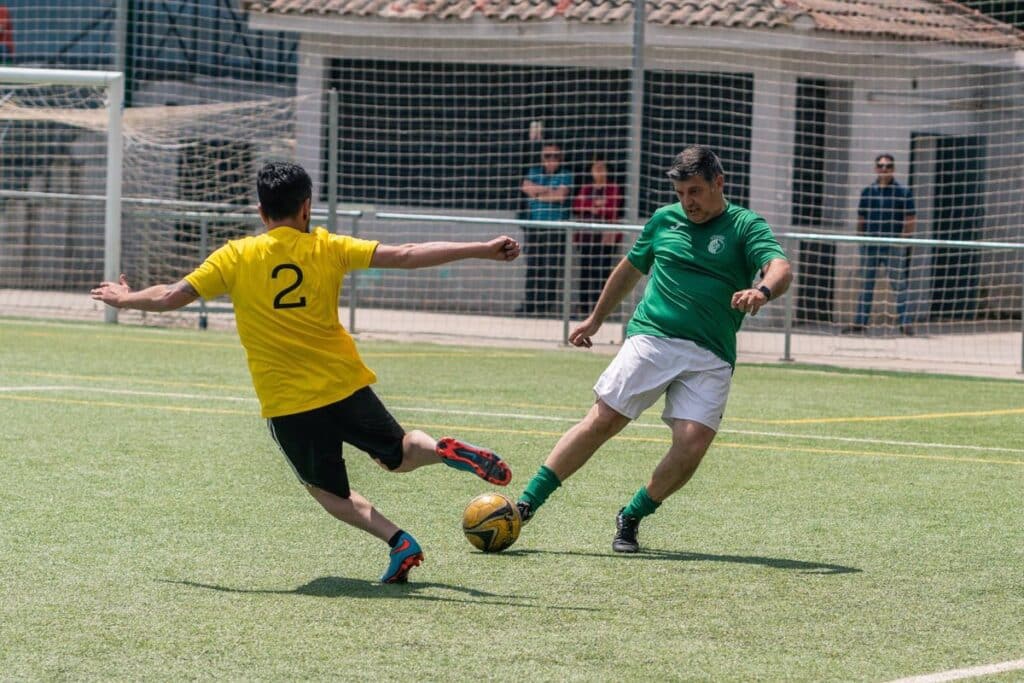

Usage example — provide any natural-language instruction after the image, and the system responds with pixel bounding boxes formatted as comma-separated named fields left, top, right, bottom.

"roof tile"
left=242, top=0, right=1024, bottom=47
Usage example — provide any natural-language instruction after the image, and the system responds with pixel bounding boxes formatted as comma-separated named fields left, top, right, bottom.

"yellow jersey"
left=185, top=226, right=379, bottom=418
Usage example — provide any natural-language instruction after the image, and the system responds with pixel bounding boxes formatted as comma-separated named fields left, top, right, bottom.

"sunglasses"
left=543, top=153, right=561, bottom=160
left=876, top=162, right=894, bottom=169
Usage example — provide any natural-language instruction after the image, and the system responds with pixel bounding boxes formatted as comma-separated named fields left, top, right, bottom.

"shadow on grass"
left=162, top=577, right=600, bottom=610
left=505, top=548, right=860, bottom=575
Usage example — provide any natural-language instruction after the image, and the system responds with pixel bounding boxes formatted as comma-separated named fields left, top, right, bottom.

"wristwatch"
left=757, top=284, right=772, bottom=301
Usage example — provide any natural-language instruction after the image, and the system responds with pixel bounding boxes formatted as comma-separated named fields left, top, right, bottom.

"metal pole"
left=114, top=0, right=128, bottom=76
left=198, top=216, right=209, bottom=330
left=620, top=0, right=645, bottom=346
left=1020, top=254, right=1024, bottom=373
left=625, top=0, right=645, bottom=225
left=781, top=238, right=794, bottom=362
left=562, top=227, right=573, bottom=344
left=348, top=215, right=360, bottom=334
left=118, top=0, right=135, bottom=107
left=614, top=0, right=645, bottom=347
left=327, top=88, right=338, bottom=234
left=103, top=73, right=124, bottom=324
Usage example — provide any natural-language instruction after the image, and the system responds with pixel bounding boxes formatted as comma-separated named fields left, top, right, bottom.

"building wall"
left=290, top=33, right=1021, bottom=322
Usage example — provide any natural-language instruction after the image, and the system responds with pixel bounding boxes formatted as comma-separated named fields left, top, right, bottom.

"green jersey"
left=625, top=202, right=787, bottom=366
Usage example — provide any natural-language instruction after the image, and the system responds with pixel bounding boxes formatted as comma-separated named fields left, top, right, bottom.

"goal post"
left=0, top=67, right=123, bottom=323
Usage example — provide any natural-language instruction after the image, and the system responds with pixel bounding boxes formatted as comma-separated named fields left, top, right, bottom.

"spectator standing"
left=573, top=157, right=623, bottom=316
left=518, top=142, right=572, bottom=316
left=844, top=153, right=917, bottom=335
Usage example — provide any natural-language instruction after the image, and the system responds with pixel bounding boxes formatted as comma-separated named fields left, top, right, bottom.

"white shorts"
left=594, top=335, right=733, bottom=431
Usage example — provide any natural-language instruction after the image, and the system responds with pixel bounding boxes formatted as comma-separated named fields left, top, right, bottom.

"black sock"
left=387, top=530, right=404, bottom=548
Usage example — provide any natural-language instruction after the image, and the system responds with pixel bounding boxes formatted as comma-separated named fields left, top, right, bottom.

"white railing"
left=1, top=191, right=1021, bottom=373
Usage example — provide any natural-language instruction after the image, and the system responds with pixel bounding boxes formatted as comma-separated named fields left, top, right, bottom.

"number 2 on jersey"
left=271, top=263, right=307, bottom=309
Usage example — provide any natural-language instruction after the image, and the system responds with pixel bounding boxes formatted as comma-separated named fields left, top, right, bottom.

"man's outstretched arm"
left=370, top=236, right=519, bottom=269
left=569, top=258, right=644, bottom=348
left=90, top=275, right=200, bottom=312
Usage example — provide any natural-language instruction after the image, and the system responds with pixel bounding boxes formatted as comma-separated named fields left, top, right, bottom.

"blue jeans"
left=855, top=245, right=910, bottom=327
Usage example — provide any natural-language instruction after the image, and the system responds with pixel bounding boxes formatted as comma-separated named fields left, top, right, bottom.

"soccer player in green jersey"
left=91, top=161, right=520, bottom=583
left=515, top=145, right=793, bottom=552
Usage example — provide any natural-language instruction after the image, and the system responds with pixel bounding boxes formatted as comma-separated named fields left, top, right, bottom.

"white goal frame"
left=0, top=67, right=124, bottom=323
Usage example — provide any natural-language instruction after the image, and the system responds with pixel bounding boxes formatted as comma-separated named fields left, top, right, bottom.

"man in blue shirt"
left=517, top=142, right=573, bottom=316
left=844, top=154, right=917, bottom=335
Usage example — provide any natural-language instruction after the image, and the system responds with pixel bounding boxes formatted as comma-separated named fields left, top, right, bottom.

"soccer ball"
left=462, top=492, right=521, bottom=553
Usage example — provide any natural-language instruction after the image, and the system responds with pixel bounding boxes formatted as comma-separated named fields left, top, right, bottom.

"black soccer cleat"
left=612, top=508, right=640, bottom=553
left=516, top=500, right=534, bottom=525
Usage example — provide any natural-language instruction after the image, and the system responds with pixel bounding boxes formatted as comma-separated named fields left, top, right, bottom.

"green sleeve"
left=626, top=217, right=658, bottom=274
left=744, top=216, right=787, bottom=276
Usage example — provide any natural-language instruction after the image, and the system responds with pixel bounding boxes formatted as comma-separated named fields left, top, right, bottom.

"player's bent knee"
left=373, top=457, right=398, bottom=472
left=588, top=422, right=622, bottom=444
left=588, top=408, right=630, bottom=439
left=307, top=483, right=351, bottom=501
left=671, top=418, right=716, bottom=441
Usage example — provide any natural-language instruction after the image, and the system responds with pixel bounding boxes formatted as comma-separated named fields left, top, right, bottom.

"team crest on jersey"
left=708, top=234, right=726, bottom=254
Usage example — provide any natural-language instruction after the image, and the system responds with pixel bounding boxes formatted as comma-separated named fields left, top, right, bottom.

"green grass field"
left=1, top=318, right=1022, bottom=681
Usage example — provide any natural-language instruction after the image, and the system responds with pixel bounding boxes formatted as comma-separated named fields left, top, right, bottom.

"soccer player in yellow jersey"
left=91, top=161, right=520, bottom=583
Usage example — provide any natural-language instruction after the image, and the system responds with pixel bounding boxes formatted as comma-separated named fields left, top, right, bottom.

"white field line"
left=393, top=407, right=1024, bottom=455
left=0, top=385, right=256, bottom=402
left=0, top=385, right=72, bottom=392
left=886, top=657, right=1024, bottom=683
left=4, top=384, right=1024, bottom=457
left=718, top=428, right=1024, bottom=455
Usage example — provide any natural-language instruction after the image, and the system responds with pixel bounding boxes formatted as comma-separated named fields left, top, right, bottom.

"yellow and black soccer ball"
left=462, top=492, right=521, bottom=553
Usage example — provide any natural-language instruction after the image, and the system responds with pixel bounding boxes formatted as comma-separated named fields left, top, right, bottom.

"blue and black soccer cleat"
left=381, top=531, right=424, bottom=584
left=436, top=437, right=512, bottom=486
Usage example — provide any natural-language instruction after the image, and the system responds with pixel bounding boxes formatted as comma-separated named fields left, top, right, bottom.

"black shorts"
left=266, top=387, right=405, bottom=499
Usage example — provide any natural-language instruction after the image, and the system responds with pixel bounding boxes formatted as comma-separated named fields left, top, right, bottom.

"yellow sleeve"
left=184, top=242, right=236, bottom=299
left=329, top=232, right=379, bottom=271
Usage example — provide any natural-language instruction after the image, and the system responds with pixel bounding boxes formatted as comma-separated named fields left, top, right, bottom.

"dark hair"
left=666, top=145, right=724, bottom=183
left=875, top=153, right=895, bottom=164
left=257, top=161, right=312, bottom=220
left=541, top=142, right=562, bottom=156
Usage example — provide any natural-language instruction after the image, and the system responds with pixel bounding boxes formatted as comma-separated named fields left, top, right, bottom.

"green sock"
left=519, top=465, right=561, bottom=511
left=622, top=486, right=661, bottom=519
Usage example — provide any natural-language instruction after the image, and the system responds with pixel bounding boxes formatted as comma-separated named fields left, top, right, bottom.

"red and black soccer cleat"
left=436, top=437, right=512, bottom=486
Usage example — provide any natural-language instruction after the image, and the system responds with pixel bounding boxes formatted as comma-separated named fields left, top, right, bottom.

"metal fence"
left=115, top=203, right=1024, bottom=374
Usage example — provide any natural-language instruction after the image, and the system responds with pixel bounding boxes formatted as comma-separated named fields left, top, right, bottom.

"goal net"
left=0, top=68, right=122, bottom=321
left=305, top=22, right=1024, bottom=375
left=3, top=4, right=1024, bottom=376
left=0, top=66, right=306, bottom=325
